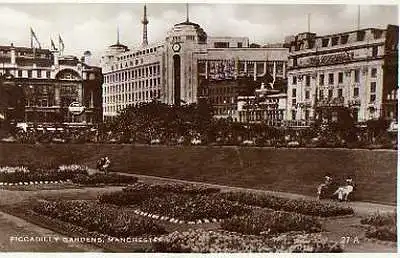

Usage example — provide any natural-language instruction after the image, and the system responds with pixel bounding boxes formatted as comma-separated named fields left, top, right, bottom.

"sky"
left=0, top=1, right=398, bottom=65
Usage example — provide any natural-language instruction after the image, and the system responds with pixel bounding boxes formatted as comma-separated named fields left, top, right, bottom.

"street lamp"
left=29, top=85, right=37, bottom=130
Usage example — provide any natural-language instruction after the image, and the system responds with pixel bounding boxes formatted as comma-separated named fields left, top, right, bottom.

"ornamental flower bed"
left=71, top=173, right=138, bottom=186
left=0, top=166, right=30, bottom=174
left=138, top=193, right=250, bottom=221
left=32, top=200, right=166, bottom=238
left=0, top=164, right=88, bottom=183
left=123, top=182, right=220, bottom=196
left=152, top=229, right=343, bottom=253
left=361, top=212, right=397, bottom=242
left=221, top=211, right=322, bottom=235
left=218, top=191, right=354, bottom=217
left=99, top=182, right=220, bottom=207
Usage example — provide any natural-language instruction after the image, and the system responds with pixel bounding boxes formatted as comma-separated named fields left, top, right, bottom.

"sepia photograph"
left=0, top=0, right=398, bottom=254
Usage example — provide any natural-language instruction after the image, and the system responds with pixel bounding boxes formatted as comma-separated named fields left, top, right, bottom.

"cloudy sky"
left=0, top=1, right=397, bottom=64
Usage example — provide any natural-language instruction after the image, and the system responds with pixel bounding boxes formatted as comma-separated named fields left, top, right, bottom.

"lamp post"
left=29, top=85, right=37, bottom=130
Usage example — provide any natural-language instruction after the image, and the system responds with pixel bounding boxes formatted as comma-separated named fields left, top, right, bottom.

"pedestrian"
left=317, top=175, right=333, bottom=199
left=333, top=177, right=355, bottom=201
left=102, top=156, right=111, bottom=175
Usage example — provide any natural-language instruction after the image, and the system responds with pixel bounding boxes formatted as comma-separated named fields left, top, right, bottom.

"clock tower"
left=164, top=5, right=207, bottom=105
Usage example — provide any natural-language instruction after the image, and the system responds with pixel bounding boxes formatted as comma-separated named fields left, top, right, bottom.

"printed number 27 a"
left=341, top=236, right=360, bottom=245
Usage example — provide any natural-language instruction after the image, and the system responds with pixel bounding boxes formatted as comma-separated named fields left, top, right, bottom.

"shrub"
left=219, top=192, right=354, bottom=217
left=221, top=211, right=322, bottom=235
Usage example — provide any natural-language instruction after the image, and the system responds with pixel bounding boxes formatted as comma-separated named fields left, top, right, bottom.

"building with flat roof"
left=286, top=25, right=398, bottom=124
left=100, top=4, right=288, bottom=121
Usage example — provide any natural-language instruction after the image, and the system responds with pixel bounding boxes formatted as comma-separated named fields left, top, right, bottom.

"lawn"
left=0, top=144, right=396, bottom=204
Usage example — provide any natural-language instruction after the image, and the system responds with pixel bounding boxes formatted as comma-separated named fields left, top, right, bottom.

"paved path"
left=116, top=172, right=396, bottom=216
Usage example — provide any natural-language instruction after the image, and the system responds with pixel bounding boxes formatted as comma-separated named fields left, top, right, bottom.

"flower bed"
left=32, top=200, right=166, bottom=238
left=361, top=212, right=397, bottom=242
left=221, top=210, right=322, bottom=235
left=218, top=192, right=354, bottom=217
left=0, top=165, right=88, bottom=183
left=71, top=173, right=138, bottom=186
left=99, top=182, right=220, bottom=207
left=138, top=193, right=250, bottom=221
left=152, top=229, right=342, bottom=253
left=123, top=182, right=220, bottom=195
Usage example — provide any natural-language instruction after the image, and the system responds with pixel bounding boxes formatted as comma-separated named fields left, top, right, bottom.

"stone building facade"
left=286, top=25, right=398, bottom=124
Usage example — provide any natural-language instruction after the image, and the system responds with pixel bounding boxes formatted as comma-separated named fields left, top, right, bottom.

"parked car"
left=150, top=138, right=161, bottom=145
left=287, top=141, right=300, bottom=147
left=241, top=140, right=255, bottom=146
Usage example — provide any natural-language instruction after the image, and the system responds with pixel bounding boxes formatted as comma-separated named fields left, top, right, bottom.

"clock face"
left=172, top=43, right=181, bottom=52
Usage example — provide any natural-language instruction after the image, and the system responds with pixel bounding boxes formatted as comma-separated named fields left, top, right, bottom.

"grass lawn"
left=0, top=144, right=396, bottom=204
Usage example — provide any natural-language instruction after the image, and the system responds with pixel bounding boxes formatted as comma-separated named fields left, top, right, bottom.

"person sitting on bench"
left=333, top=177, right=355, bottom=201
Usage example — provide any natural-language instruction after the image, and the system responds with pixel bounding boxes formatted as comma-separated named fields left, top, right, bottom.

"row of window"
left=11, top=69, right=51, bottom=79
left=104, top=90, right=161, bottom=111
left=104, top=77, right=161, bottom=95
left=105, top=91, right=160, bottom=104
left=291, top=83, right=377, bottom=106
left=116, top=47, right=160, bottom=61
left=291, top=68, right=378, bottom=86
left=293, top=31, right=382, bottom=52
left=105, top=64, right=161, bottom=83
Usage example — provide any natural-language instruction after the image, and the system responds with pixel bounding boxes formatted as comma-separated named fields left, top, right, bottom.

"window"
left=372, top=46, right=378, bottom=57
left=319, top=74, right=324, bottom=86
left=338, top=88, right=343, bottom=98
left=18, top=70, right=22, bottom=77
left=292, top=76, right=297, bottom=85
left=319, top=90, right=324, bottom=99
left=340, top=35, right=349, bottom=44
left=328, top=89, right=333, bottom=99
left=370, top=82, right=376, bottom=93
left=370, top=94, right=376, bottom=102
left=292, top=99, right=297, bottom=106
left=354, top=69, right=360, bottom=83
left=305, top=75, right=310, bottom=86
left=28, top=70, right=32, bottom=78
left=238, top=42, right=243, bottom=48
left=328, top=73, right=334, bottom=84
left=293, top=57, right=297, bottom=67
left=305, top=90, right=310, bottom=99
left=357, top=31, right=365, bottom=41
left=214, top=42, right=229, bottom=48
left=322, top=38, right=329, bottom=47
left=291, top=110, right=296, bottom=120
left=46, top=71, right=50, bottom=78
left=292, top=88, right=297, bottom=97
left=371, top=68, right=377, bottom=78
left=353, top=88, right=359, bottom=97
left=338, top=72, right=343, bottom=84
left=331, top=37, right=339, bottom=46
left=37, top=70, right=41, bottom=78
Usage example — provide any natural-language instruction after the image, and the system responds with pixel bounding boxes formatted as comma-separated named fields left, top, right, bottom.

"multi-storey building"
left=101, top=5, right=288, bottom=121
left=101, top=41, right=164, bottom=119
left=0, top=44, right=103, bottom=126
left=286, top=25, right=398, bottom=124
